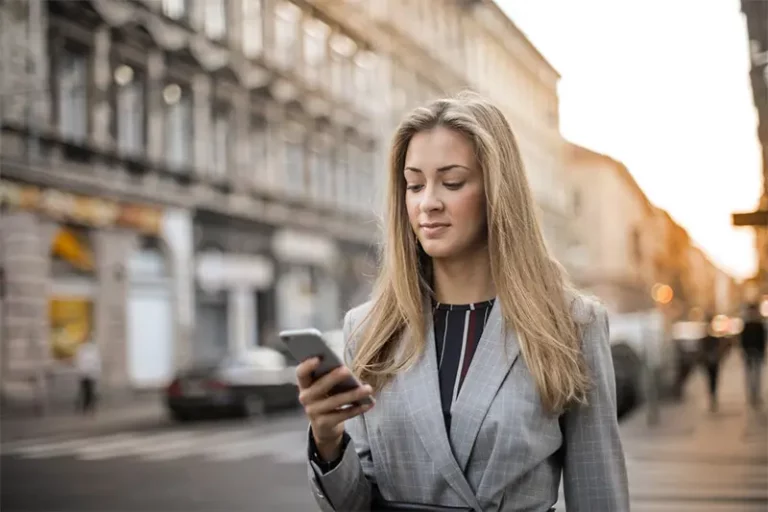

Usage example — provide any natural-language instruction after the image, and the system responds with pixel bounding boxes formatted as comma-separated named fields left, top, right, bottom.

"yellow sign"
left=50, top=297, right=93, bottom=360
left=0, top=180, right=163, bottom=235
left=52, top=228, right=95, bottom=272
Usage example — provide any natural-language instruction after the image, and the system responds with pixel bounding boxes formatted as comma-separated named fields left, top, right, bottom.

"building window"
left=274, top=1, right=301, bottom=69
left=308, top=137, right=331, bottom=203
left=329, top=33, right=356, bottom=102
left=354, top=50, right=376, bottom=112
left=250, top=115, right=268, bottom=186
left=204, top=0, right=227, bottom=41
left=162, top=0, right=188, bottom=20
left=56, top=47, right=88, bottom=141
left=163, top=83, right=193, bottom=169
left=324, top=147, right=336, bottom=203
left=335, top=143, right=348, bottom=209
left=242, top=0, right=264, bottom=58
left=113, top=64, right=145, bottom=156
left=308, top=148, right=321, bottom=201
left=303, top=17, right=330, bottom=88
left=211, top=106, right=232, bottom=180
left=285, top=131, right=306, bottom=196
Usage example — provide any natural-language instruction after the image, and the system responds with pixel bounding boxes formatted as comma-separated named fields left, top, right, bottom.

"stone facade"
left=1, top=0, right=582, bottom=406
left=566, top=143, right=736, bottom=320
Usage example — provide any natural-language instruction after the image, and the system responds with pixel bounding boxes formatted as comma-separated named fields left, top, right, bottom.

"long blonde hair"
left=352, top=92, right=590, bottom=415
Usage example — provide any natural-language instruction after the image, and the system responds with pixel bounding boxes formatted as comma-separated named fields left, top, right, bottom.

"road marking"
left=2, top=426, right=310, bottom=464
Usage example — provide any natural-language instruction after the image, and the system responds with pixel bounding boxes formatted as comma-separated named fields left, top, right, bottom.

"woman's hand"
left=296, top=358, right=375, bottom=461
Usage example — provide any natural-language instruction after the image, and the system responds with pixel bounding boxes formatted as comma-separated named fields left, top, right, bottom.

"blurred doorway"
left=126, top=236, right=174, bottom=388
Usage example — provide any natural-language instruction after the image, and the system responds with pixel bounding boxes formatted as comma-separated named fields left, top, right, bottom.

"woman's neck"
left=432, top=249, right=495, bottom=305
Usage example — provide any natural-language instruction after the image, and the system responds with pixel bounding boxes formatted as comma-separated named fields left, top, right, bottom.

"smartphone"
left=280, top=328, right=373, bottom=406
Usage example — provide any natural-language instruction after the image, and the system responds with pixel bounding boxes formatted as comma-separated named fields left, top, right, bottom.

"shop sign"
left=0, top=180, right=163, bottom=235
left=197, top=252, right=275, bottom=291
left=272, top=229, right=338, bottom=268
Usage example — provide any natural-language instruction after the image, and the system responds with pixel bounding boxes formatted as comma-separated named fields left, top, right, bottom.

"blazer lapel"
left=449, top=299, right=521, bottom=472
left=401, top=310, right=482, bottom=511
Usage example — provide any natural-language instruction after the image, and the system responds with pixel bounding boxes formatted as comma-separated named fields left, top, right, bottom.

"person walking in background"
left=700, top=314, right=725, bottom=412
left=741, top=303, right=766, bottom=409
left=75, top=338, right=101, bottom=414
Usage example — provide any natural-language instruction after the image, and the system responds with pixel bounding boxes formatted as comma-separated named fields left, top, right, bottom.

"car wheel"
left=241, top=395, right=266, bottom=418
left=170, top=409, right=192, bottom=422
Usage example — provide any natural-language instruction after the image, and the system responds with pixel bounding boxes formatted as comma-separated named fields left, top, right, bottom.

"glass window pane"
left=285, top=139, right=305, bottom=195
left=274, top=1, right=300, bottom=68
left=116, top=70, right=144, bottom=156
left=205, top=0, right=227, bottom=40
left=163, top=0, right=187, bottom=19
left=211, top=109, right=231, bottom=177
left=251, top=118, right=268, bottom=186
left=166, top=92, right=192, bottom=169
left=242, top=0, right=263, bottom=57
left=58, top=49, right=88, bottom=140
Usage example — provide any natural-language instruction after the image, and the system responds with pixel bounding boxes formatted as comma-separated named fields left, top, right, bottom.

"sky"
left=497, top=0, right=763, bottom=280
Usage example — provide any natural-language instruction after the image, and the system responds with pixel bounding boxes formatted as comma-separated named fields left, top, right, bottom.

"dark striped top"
left=433, top=299, right=495, bottom=430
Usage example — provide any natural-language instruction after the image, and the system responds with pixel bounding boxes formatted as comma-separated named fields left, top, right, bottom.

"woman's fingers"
left=295, top=357, right=320, bottom=389
left=299, top=365, right=355, bottom=404
left=305, top=384, right=374, bottom=417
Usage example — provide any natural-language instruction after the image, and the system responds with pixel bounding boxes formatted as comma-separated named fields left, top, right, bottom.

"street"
left=2, top=356, right=766, bottom=512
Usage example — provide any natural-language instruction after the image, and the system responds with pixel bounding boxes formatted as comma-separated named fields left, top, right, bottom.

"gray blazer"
left=308, top=296, right=630, bottom=511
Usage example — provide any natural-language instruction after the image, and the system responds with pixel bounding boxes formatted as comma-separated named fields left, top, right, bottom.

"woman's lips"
left=420, top=224, right=450, bottom=237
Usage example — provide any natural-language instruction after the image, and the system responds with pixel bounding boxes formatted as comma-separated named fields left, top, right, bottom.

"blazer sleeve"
left=561, top=302, right=631, bottom=512
left=307, top=308, right=375, bottom=512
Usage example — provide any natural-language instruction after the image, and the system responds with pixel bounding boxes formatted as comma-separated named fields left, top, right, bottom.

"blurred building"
left=732, top=0, right=768, bottom=297
left=566, top=143, right=738, bottom=321
left=322, top=0, right=574, bottom=268
left=0, top=0, right=575, bottom=404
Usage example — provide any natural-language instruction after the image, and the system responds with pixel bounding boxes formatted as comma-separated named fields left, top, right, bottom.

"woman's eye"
left=406, top=184, right=423, bottom=192
left=444, top=182, right=465, bottom=190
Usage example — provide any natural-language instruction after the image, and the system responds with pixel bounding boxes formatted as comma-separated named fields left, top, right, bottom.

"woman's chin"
left=420, top=240, right=457, bottom=260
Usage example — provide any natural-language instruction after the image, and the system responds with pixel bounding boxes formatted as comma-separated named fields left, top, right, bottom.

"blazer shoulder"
left=566, top=289, right=608, bottom=326
left=342, top=301, right=374, bottom=362
left=344, top=301, right=374, bottom=332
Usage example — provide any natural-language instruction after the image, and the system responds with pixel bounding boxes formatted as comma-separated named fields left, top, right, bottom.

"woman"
left=297, top=92, right=629, bottom=512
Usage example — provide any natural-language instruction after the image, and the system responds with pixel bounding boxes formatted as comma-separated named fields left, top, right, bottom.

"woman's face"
left=403, top=126, right=487, bottom=261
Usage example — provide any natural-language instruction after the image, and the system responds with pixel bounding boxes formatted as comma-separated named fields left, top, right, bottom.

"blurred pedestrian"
left=75, top=338, right=100, bottom=415
left=699, top=314, right=725, bottom=412
left=740, top=303, right=766, bottom=409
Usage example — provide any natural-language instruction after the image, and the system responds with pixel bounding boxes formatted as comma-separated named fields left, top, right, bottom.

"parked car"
left=165, top=347, right=298, bottom=421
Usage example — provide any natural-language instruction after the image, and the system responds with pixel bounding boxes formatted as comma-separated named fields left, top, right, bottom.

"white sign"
left=196, top=252, right=275, bottom=291
left=272, top=229, right=338, bottom=267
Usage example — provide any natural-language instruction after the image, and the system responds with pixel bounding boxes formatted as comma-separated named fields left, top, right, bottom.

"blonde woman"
left=296, top=92, right=629, bottom=512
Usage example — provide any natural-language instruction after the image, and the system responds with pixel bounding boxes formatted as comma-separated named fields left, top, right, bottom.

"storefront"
left=193, top=211, right=276, bottom=363
left=0, top=179, right=175, bottom=398
left=272, top=229, right=341, bottom=333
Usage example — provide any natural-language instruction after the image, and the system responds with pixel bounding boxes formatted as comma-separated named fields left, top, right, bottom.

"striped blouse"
left=433, top=299, right=495, bottom=430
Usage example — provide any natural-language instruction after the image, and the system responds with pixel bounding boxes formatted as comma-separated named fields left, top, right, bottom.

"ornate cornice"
left=91, top=0, right=274, bottom=84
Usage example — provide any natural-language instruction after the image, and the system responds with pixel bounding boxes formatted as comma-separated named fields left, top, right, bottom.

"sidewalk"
left=619, top=352, right=768, bottom=510
left=1, top=392, right=169, bottom=444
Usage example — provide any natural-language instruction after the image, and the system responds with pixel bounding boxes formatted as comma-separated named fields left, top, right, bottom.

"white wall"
left=161, top=208, right=195, bottom=369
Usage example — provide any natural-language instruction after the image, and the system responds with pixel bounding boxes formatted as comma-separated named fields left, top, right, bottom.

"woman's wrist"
left=314, top=433, right=345, bottom=462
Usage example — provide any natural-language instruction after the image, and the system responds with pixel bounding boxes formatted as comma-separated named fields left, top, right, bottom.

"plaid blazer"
left=308, top=296, right=630, bottom=512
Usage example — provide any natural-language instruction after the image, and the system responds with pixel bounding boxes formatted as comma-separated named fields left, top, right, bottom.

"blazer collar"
left=401, top=298, right=519, bottom=510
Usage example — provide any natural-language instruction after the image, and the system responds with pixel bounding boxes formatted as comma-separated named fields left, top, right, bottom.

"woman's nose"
left=419, top=184, right=443, bottom=212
